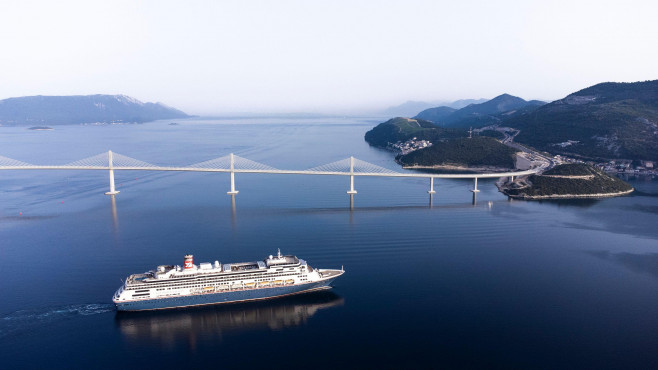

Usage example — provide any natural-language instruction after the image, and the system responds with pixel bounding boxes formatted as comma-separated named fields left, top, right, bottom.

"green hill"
left=364, top=117, right=465, bottom=148
left=396, top=137, right=517, bottom=169
left=506, top=80, right=658, bottom=161
left=503, top=164, right=633, bottom=199
left=414, top=106, right=457, bottom=123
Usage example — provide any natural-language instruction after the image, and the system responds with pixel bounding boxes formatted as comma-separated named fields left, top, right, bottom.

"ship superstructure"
left=113, top=250, right=344, bottom=311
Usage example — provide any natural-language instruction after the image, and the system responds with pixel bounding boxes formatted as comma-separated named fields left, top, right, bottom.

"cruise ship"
left=112, top=250, right=344, bottom=311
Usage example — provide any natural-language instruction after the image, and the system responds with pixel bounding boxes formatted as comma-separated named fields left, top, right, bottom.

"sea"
left=1, top=117, right=658, bottom=369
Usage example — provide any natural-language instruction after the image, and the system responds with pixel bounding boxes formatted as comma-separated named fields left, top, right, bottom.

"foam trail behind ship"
left=0, top=303, right=114, bottom=338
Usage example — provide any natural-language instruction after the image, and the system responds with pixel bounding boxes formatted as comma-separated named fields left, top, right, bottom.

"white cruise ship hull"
left=115, top=274, right=340, bottom=311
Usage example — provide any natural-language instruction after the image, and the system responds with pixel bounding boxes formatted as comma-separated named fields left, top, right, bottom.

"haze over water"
left=1, top=117, right=658, bottom=368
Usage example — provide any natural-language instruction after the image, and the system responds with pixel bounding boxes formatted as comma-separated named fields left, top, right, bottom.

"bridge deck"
left=0, top=165, right=538, bottom=178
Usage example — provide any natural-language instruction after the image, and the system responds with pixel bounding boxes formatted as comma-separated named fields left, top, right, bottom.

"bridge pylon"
left=105, top=150, right=120, bottom=195
left=227, top=153, right=239, bottom=195
left=470, top=177, right=480, bottom=193
left=346, top=156, right=357, bottom=195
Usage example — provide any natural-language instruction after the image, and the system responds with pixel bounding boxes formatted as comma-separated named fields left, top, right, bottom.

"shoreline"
left=500, top=188, right=634, bottom=200
left=400, top=163, right=514, bottom=173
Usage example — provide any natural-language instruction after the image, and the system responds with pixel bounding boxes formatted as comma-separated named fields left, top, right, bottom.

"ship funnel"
left=184, top=255, right=194, bottom=270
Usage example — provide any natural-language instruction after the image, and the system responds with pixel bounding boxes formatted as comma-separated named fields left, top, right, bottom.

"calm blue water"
left=1, top=117, right=658, bottom=369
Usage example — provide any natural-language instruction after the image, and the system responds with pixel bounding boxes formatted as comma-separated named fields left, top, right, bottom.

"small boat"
left=285, top=279, right=295, bottom=285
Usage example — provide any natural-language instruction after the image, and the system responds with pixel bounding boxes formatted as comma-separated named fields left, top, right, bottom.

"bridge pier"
left=428, top=177, right=436, bottom=194
left=470, top=177, right=480, bottom=193
left=227, top=153, right=239, bottom=195
left=105, top=150, right=120, bottom=195
left=346, top=156, right=357, bottom=195
left=510, top=175, right=515, bottom=182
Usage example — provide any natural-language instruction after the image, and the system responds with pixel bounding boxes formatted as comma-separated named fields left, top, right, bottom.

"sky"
left=0, top=0, right=656, bottom=115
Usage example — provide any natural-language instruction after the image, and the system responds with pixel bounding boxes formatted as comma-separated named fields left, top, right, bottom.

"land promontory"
left=500, top=163, right=633, bottom=199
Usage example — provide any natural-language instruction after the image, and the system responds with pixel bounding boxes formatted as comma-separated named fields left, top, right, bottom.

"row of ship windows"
left=131, top=271, right=304, bottom=285
left=130, top=271, right=304, bottom=289
left=149, top=273, right=305, bottom=291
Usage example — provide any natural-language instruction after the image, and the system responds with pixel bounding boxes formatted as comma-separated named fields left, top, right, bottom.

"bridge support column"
left=347, top=156, right=357, bottom=195
left=428, top=177, right=436, bottom=194
left=227, top=153, right=239, bottom=195
left=510, top=175, right=515, bottom=182
left=105, top=150, right=120, bottom=195
left=471, top=177, right=480, bottom=193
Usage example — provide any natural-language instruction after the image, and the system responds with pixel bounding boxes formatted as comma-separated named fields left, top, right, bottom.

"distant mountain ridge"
left=383, top=98, right=486, bottom=117
left=0, top=94, right=190, bottom=125
left=415, top=94, right=545, bottom=127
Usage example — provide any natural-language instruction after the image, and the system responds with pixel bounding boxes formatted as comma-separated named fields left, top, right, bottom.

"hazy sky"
left=0, top=0, right=656, bottom=114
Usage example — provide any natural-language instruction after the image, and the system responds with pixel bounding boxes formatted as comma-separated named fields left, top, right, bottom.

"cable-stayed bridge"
left=0, top=150, right=540, bottom=197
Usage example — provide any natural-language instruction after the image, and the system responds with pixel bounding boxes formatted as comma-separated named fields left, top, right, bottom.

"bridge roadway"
left=0, top=164, right=540, bottom=178
left=0, top=151, right=542, bottom=196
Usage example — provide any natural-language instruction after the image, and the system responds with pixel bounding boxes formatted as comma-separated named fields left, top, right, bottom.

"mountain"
left=0, top=94, right=190, bottom=125
left=440, top=94, right=545, bottom=127
left=411, top=94, right=545, bottom=127
left=364, top=117, right=465, bottom=148
left=413, top=106, right=457, bottom=123
left=506, top=80, right=658, bottom=161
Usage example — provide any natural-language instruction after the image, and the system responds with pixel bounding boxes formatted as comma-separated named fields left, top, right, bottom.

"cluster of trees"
left=396, top=137, right=517, bottom=168
left=542, top=163, right=593, bottom=176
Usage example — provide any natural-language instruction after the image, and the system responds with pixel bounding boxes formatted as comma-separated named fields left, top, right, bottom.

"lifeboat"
left=215, top=285, right=229, bottom=291
left=285, top=279, right=295, bottom=285
left=245, top=282, right=256, bottom=288
left=273, top=280, right=283, bottom=285
left=259, top=281, right=271, bottom=287
left=203, top=286, right=214, bottom=293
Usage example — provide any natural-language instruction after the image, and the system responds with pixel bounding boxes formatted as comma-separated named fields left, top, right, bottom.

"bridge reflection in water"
left=115, top=291, right=344, bottom=348
left=0, top=151, right=539, bottom=204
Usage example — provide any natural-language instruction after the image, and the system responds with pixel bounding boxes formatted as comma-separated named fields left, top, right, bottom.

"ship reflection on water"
left=116, top=291, right=343, bottom=347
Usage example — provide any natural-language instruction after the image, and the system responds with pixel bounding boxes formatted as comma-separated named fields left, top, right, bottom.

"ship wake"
left=0, top=303, right=114, bottom=338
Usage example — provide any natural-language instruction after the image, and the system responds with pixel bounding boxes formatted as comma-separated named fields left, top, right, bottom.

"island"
left=499, top=163, right=634, bottom=199
left=28, top=126, right=53, bottom=130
